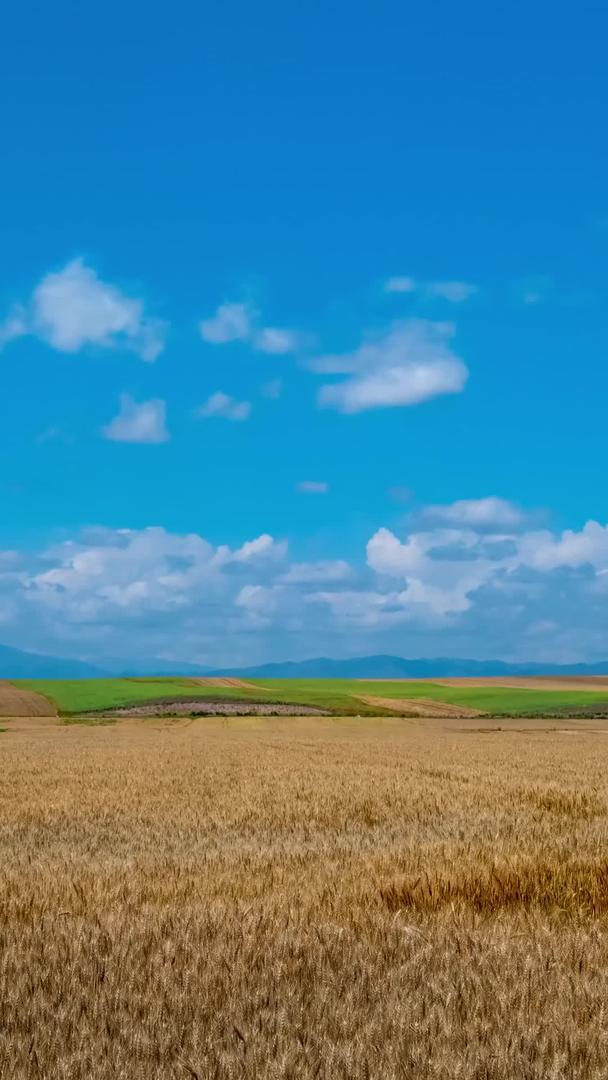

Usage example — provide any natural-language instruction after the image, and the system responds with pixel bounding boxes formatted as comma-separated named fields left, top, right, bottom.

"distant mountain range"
left=0, top=643, right=107, bottom=678
left=211, top=654, right=608, bottom=678
left=3, top=643, right=608, bottom=679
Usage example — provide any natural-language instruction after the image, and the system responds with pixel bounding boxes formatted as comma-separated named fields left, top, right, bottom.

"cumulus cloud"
left=34, top=259, right=166, bottom=359
left=366, top=526, right=490, bottom=616
left=314, top=319, right=468, bottom=413
left=0, top=260, right=166, bottom=360
left=517, top=522, right=608, bottom=572
left=196, top=391, right=251, bottom=421
left=26, top=527, right=288, bottom=624
left=297, top=480, right=329, bottom=494
left=0, top=526, right=296, bottom=660
left=200, top=301, right=302, bottom=354
left=235, top=584, right=284, bottom=623
left=362, top=513, right=608, bottom=626
left=102, top=395, right=169, bottom=444
left=224, top=534, right=287, bottom=564
left=199, top=302, right=253, bottom=345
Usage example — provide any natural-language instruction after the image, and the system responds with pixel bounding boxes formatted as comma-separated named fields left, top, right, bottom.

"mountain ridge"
left=0, top=643, right=107, bottom=678
left=3, top=643, right=608, bottom=679
left=208, top=654, right=608, bottom=678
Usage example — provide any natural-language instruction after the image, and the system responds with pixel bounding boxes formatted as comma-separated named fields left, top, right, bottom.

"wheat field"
left=2, top=712, right=608, bottom=1078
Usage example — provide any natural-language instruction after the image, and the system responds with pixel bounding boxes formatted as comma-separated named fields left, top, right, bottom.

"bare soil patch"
left=358, top=694, right=486, bottom=718
left=105, top=699, right=328, bottom=717
left=0, top=681, right=56, bottom=717
left=186, top=676, right=268, bottom=691
left=364, top=676, right=608, bottom=692
left=435, top=676, right=608, bottom=692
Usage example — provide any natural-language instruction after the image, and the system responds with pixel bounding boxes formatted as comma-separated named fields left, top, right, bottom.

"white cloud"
left=196, top=391, right=251, bottom=421
left=280, top=560, right=351, bottom=584
left=235, top=583, right=284, bottom=622
left=32, top=259, right=166, bottom=360
left=385, top=276, right=416, bottom=293
left=25, top=527, right=289, bottom=630
left=366, top=525, right=486, bottom=617
left=4, top=508, right=608, bottom=666
left=254, top=328, right=301, bottom=354
left=28, top=528, right=211, bottom=621
left=314, top=319, right=468, bottom=413
left=364, top=519, right=533, bottom=620
left=102, top=395, right=169, bottom=444
left=0, top=306, right=28, bottom=348
left=384, top=277, right=477, bottom=303
left=422, top=497, right=524, bottom=529
left=200, top=301, right=302, bottom=354
left=297, top=480, right=329, bottom=494
left=364, top=513, right=608, bottom=625
left=199, top=302, right=254, bottom=345
left=228, top=535, right=287, bottom=563
left=0, top=260, right=166, bottom=360
left=517, top=522, right=608, bottom=573
left=306, top=588, right=410, bottom=627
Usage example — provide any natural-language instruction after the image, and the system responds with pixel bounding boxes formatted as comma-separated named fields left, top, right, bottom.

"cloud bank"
left=2, top=501, right=608, bottom=667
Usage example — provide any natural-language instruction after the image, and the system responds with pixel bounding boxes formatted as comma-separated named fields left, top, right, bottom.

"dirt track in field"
left=0, top=681, right=57, bottom=717
left=186, top=677, right=268, bottom=691
left=433, top=677, right=608, bottom=692
left=358, top=695, right=486, bottom=718
left=363, top=676, right=608, bottom=693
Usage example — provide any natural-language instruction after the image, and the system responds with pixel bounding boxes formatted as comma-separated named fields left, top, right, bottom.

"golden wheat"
left=1, top=713, right=608, bottom=1077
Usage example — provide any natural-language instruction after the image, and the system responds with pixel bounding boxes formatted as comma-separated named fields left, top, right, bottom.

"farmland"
left=9, top=674, right=608, bottom=717
left=1, top=710, right=608, bottom=1077
left=13, top=678, right=264, bottom=716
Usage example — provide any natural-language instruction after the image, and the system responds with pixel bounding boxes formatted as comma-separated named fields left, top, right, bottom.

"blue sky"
left=1, top=0, right=608, bottom=666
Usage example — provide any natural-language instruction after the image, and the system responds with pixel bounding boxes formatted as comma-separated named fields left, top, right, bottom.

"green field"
left=258, top=678, right=608, bottom=715
left=14, top=676, right=608, bottom=717
left=15, top=678, right=255, bottom=714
